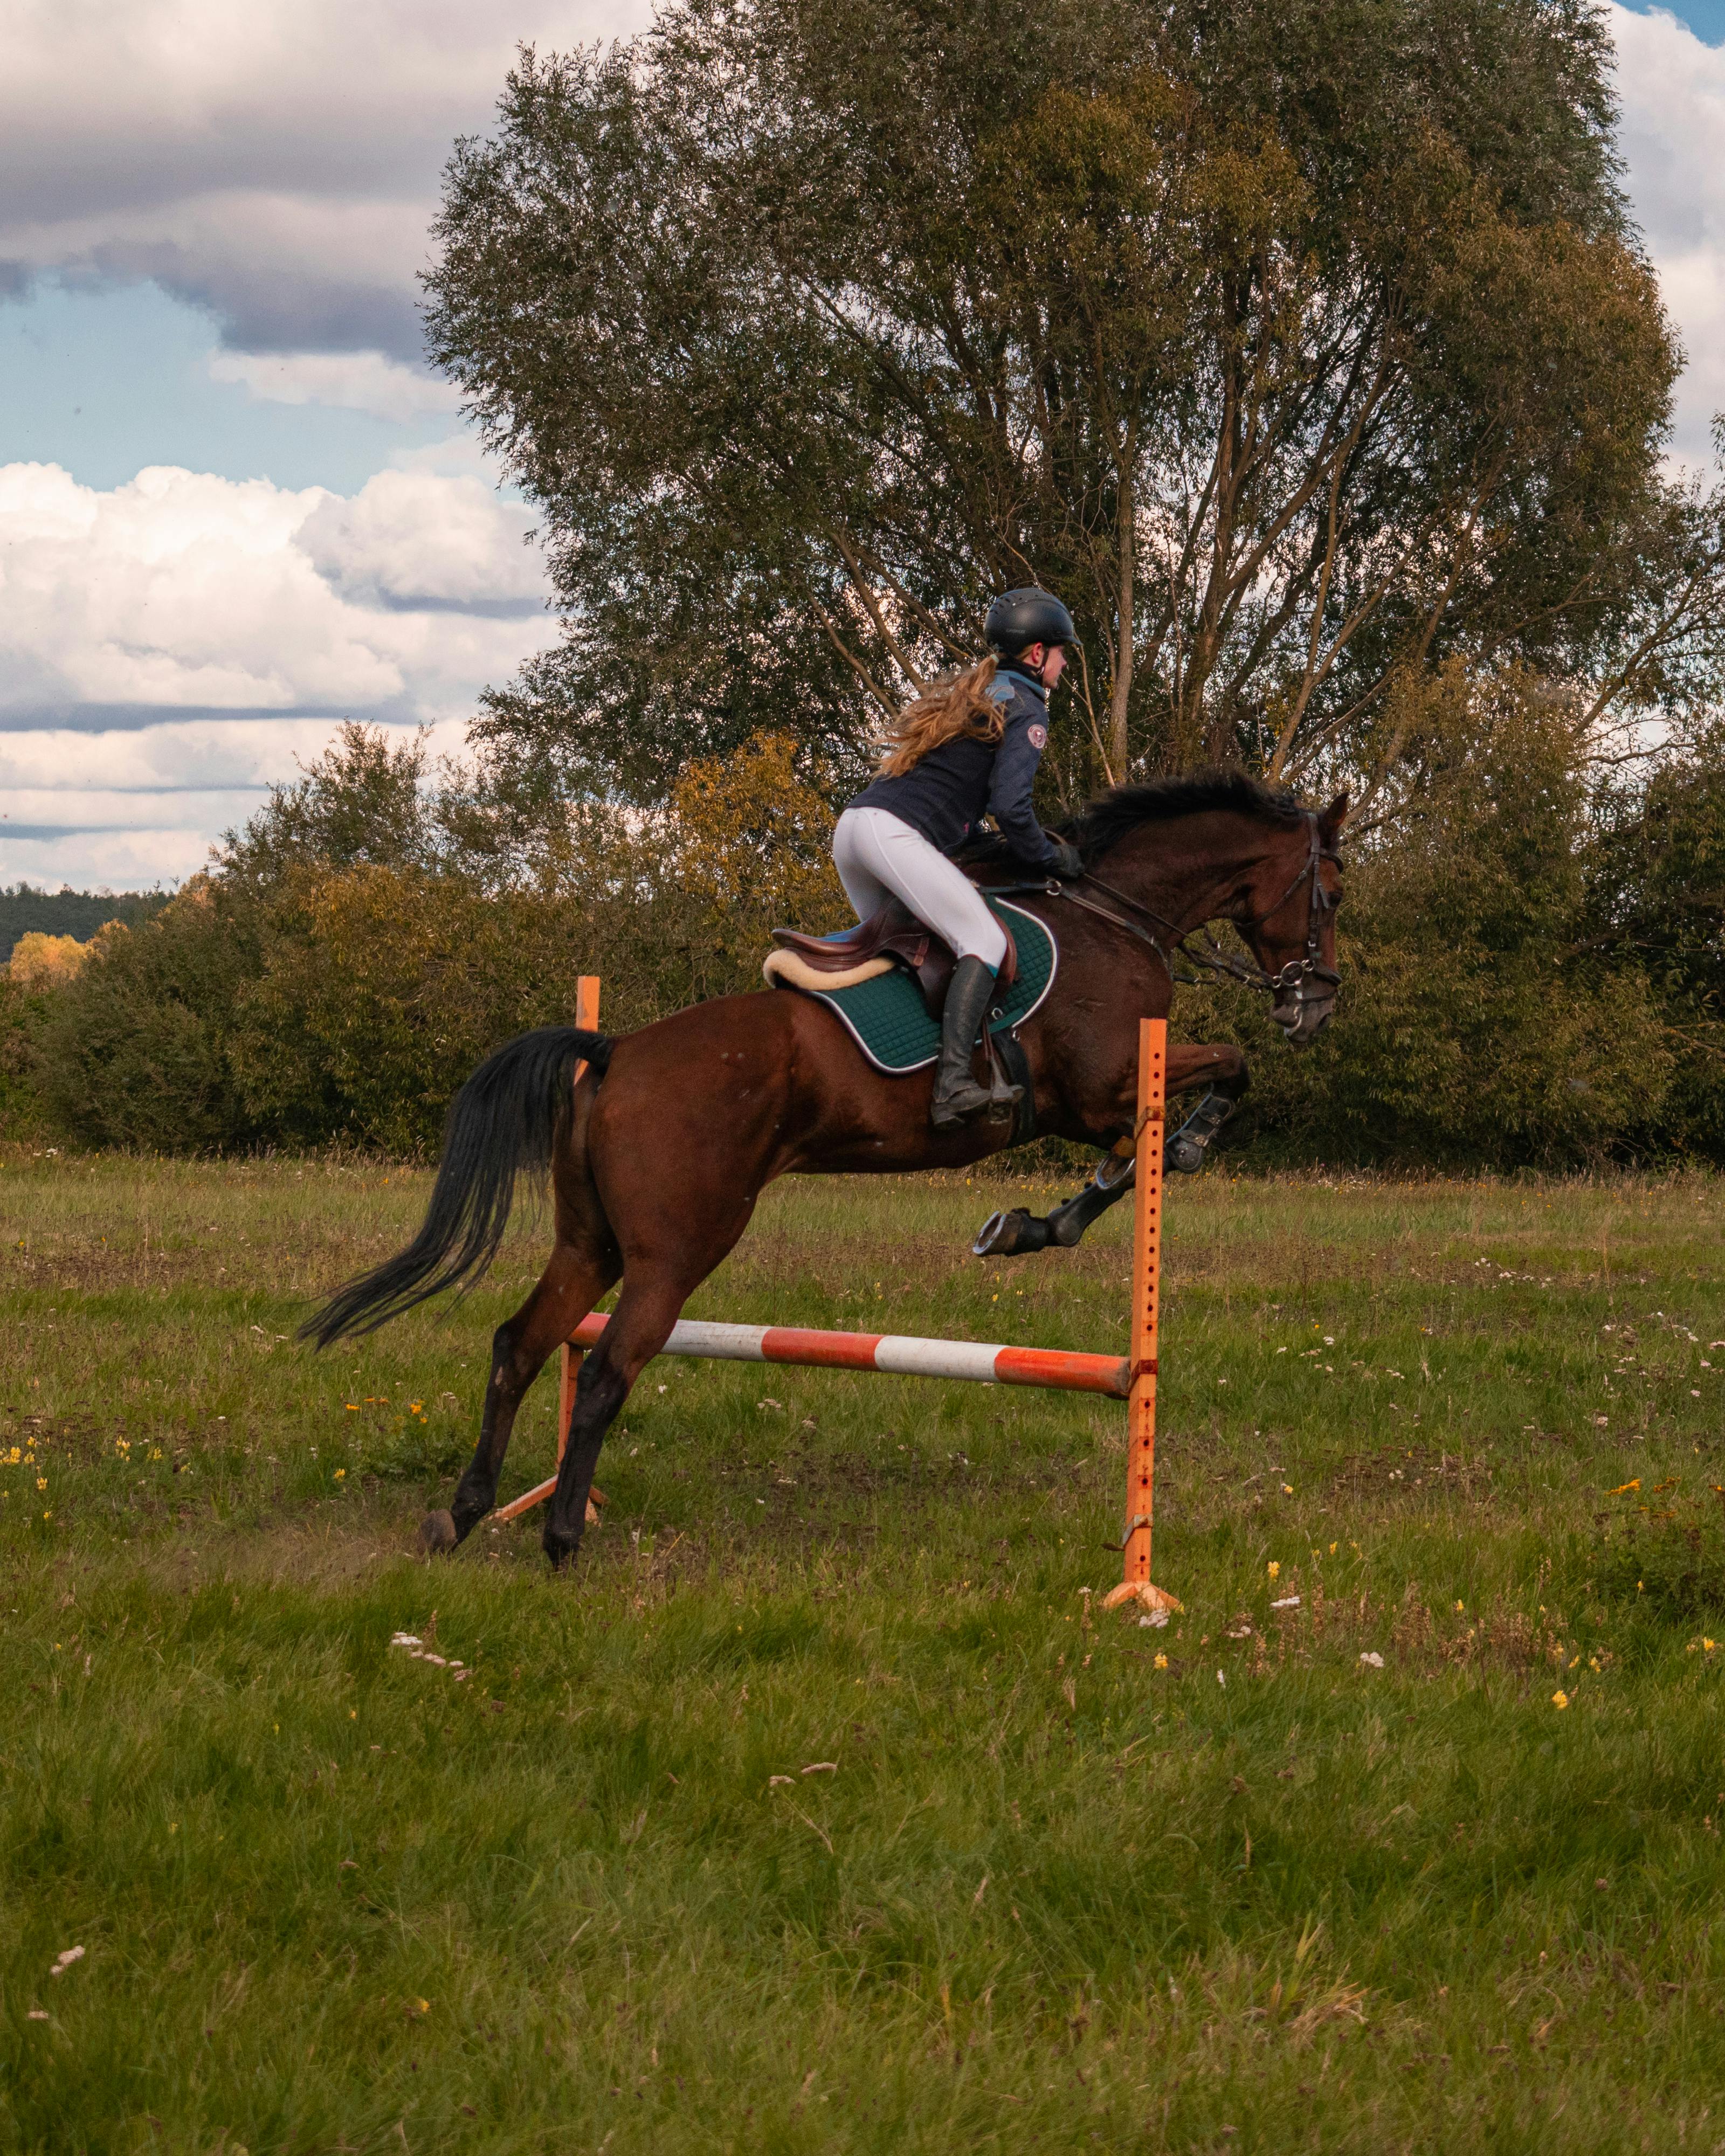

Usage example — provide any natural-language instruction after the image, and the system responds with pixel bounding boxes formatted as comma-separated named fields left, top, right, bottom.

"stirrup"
left=930, top=1076, right=995, bottom=1130
left=984, top=1035, right=1023, bottom=1124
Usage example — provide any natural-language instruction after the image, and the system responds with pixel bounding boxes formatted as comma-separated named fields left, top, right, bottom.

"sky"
left=1, top=0, right=1722, bottom=894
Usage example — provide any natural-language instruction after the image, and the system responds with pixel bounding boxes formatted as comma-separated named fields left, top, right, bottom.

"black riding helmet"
left=985, top=586, right=1075, bottom=655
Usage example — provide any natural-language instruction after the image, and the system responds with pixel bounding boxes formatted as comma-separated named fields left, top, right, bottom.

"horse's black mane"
left=957, top=768, right=1305, bottom=873
left=1070, top=770, right=1305, bottom=861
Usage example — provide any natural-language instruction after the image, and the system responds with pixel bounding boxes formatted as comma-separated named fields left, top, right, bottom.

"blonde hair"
left=877, top=656, right=1006, bottom=778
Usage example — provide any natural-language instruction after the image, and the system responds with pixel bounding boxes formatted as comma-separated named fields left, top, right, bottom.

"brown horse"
left=305, top=773, right=1347, bottom=1568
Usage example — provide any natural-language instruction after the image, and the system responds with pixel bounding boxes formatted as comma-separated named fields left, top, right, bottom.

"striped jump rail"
left=494, top=1315, right=1130, bottom=1523
left=571, top=1314, right=1130, bottom=1395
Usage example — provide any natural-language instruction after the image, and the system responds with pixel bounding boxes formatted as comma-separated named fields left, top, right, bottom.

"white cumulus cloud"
left=0, top=714, right=472, bottom=888
left=1610, top=4, right=1725, bottom=466
left=0, top=460, right=550, bottom=724
left=298, top=469, right=544, bottom=610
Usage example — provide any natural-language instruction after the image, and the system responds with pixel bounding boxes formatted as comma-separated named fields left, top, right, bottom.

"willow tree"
left=426, top=0, right=1698, bottom=807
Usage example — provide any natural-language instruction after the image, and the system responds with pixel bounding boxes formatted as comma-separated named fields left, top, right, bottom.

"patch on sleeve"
left=1027, top=723, right=1047, bottom=749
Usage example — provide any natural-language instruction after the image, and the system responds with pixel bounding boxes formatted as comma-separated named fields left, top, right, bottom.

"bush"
left=32, top=880, right=265, bottom=1153
left=225, top=737, right=844, bottom=1153
left=0, top=973, right=50, bottom=1139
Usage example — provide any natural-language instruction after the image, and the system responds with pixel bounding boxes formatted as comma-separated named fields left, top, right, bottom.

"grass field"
left=4, top=1148, right=1725, bottom=2153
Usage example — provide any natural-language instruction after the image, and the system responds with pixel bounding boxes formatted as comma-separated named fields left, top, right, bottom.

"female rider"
left=834, top=587, right=1084, bottom=1129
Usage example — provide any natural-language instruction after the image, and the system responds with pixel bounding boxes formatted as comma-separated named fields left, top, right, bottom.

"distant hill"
left=0, top=883, right=170, bottom=963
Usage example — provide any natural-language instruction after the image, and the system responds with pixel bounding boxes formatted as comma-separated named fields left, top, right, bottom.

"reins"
left=986, top=810, right=1341, bottom=1005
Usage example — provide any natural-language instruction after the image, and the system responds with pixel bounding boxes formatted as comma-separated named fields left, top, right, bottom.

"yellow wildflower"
left=1552, top=1691, right=1570, bottom=1710
left=1154, top=1653, right=1168, bottom=1670
left=1267, top=1561, right=1281, bottom=1580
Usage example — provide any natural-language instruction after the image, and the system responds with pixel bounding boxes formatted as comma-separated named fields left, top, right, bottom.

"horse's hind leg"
left=972, top=1044, right=1251, bottom=1256
left=541, top=1210, right=757, bottom=1571
left=420, top=1232, right=620, bottom=1553
left=539, top=1263, right=714, bottom=1572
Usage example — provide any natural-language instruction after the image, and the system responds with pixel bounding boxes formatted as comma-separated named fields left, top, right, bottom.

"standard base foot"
left=419, top=1508, right=458, bottom=1555
left=1102, top=1579, right=1184, bottom=1614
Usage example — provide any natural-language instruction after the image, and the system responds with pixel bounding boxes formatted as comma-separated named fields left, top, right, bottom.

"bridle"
left=990, top=811, right=1341, bottom=1011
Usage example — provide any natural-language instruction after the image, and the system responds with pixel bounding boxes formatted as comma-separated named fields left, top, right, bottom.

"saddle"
left=764, top=900, right=1018, bottom=1017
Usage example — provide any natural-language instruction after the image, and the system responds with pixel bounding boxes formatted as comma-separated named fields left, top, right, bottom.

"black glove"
left=1047, top=838, right=1085, bottom=880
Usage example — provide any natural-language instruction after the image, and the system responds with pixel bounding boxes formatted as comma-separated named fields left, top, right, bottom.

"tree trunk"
left=1108, top=449, right=1136, bottom=783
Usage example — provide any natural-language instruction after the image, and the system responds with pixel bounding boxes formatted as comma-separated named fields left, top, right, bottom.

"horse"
left=303, top=771, right=1347, bottom=1569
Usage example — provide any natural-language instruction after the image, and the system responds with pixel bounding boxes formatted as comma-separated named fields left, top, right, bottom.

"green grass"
left=5, top=1149, right=1725, bottom=2152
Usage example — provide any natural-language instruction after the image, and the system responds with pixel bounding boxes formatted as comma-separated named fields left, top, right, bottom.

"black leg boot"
left=930, top=955, right=1010, bottom=1129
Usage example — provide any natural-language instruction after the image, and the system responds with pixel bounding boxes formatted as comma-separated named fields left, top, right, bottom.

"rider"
left=834, top=587, right=1085, bottom=1129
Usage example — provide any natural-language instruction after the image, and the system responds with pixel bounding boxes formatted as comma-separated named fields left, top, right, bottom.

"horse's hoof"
left=419, top=1509, right=458, bottom=1555
left=972, top=1207, right=1051, bottom=1257
left=542, top=1530, right=581, bottom=1572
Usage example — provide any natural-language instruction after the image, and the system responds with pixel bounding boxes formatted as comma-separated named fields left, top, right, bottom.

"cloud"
left=208, top=347, right=464, bottom=421
left=0, top=714, right=471, bottom=888
left=0, top=0, right=654, bottom=360
left=1610, top=4, right=1725, bottom=465
left=298, top=469, right=543, bottom=611
left=0, top=460, right=550, bottom=727
left=0, top=826, right=215, bottom=892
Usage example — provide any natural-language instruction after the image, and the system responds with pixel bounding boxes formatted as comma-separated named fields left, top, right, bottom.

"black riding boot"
left=931, top=955, right=1009, bottom=1129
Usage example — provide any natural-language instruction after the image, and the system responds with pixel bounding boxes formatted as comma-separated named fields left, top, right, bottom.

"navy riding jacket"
left=847, top=666, right=1061, bottom=872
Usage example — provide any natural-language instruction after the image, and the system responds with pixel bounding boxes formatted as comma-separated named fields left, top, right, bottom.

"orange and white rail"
left=563, top=1312, right=1132, bottom=1397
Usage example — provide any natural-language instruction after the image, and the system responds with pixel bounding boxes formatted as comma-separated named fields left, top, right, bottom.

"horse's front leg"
left=972, top=1043, right=1250, bottom=1256
left=972, top=1145, right=1134, bottom=1256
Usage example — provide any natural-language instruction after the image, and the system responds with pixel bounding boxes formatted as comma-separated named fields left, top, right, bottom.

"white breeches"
left=832, top=806, right=1008, bottom=971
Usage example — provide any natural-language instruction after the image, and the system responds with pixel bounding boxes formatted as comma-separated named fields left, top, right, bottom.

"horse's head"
left=1065, top=771, right=1348, bottom=1048
left=1235, top=792, right=1348, bottom=1047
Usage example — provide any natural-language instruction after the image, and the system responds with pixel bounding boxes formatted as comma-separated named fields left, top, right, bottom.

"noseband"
left=991, top=811, right=1341, bottom=1008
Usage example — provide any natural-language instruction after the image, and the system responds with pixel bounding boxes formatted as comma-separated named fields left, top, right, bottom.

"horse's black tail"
left=300, top=1026, right=614, bottom=1349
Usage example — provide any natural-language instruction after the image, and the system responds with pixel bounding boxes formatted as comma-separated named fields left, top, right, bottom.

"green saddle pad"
left=788, top=899, right=1057, bottom=1074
